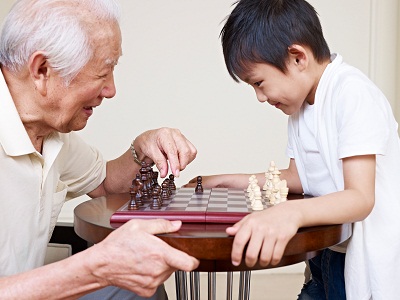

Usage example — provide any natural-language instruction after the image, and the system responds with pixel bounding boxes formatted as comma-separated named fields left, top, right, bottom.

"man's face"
left=239, top=61, right=313, bottom=115
left=44, top=22, right=122, bottom=133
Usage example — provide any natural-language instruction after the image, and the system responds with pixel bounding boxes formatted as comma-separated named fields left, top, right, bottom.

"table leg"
left=190, top=271, right=200, bottom=300
left=226, top=271, right=233, bottom=300
left=208, top=272, right=216, bottom=300
left=244, top=271, right=251, bottom=300
left=175, top=271, right=188, bottom=300
left=238, top=271, right=251, bottom=300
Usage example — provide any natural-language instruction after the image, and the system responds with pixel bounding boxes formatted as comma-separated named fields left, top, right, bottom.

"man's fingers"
left=164, top=248, right=200, bottom=272
left=133, top=219, right=182, bottom=235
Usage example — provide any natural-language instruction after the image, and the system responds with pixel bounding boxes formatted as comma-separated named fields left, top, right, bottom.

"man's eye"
left=254, top=81, right=262, bottom=87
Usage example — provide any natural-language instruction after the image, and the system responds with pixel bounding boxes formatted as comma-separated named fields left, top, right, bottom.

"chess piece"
left=195, top=176, right=203, bottom=194
left=247, top=175, right=256, bottom=192
left=161, top=181, right=170, bottom=201
left=146, top=164, right=153, bottom=193
left=164, top=178, right=172, bottom=197
left=269, top=193, right=276, bottom=205
left=140, top=163, right=150, bottom=200
left=168, top=174, right=176, bottom=191
left=128, top=182, right=139, bottom=210
left=132, top=174, right=143, bottom=206
left=275, top=191, right=282, bottom=204
left=252, top=190, right=264, bottom=211
left=280, top=190, right=289, bottom=201
left=152, top=171, right=159, bottom=187
left=150, top=189, right=161, bottom=210
left=272, top=168, right=281, bottom=186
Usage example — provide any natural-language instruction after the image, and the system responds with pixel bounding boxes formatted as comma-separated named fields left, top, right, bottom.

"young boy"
left=186, top=0, right=400, bottom=299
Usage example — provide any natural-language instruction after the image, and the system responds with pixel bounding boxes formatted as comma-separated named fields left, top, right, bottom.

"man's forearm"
left=0, top=248, right=104, bottom=299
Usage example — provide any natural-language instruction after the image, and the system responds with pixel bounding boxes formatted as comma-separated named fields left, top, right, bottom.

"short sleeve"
left=58, top=132, right=106, bottom=199
left=335, top=78, right=390, bottom=159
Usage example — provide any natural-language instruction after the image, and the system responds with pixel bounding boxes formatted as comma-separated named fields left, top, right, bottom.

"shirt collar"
left=0, top=70, right=51, bottom=157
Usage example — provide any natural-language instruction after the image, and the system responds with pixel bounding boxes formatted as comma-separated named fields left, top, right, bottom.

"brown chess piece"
left=150, top=189, right=161, bottom=210
left=168, top=174, right=176, bottom=191
left=195, top=176, right=204, bottom=194
left=134, top=174, right=144, bottom=206
left=128, top=188, right=139, bottom=210
left=161, top=181, right=170, bottom=201
left=164, top=178, right=172, bottom=196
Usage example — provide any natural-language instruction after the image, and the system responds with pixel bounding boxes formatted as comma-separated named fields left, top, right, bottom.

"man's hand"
left=88, top=219, right=199, bottom=297
left=133, top=128, right=197, bottom=178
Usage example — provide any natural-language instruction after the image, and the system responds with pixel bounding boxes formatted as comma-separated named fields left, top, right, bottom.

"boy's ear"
left=287, top=44, right=308, bottom=70
left=28, top=51, right=50, bottom=96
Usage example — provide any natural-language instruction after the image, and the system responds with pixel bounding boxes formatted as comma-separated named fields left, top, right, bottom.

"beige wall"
left=0, top=0, right=399, bottom=186
left=396, top=3, right=400, bottom=123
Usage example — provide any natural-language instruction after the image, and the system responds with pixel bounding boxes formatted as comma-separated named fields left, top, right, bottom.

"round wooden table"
left=74, top=193, right=351, bottom=300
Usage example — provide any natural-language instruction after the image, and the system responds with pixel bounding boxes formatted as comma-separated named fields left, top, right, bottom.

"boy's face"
left=239, top=61, right=314, bottom=115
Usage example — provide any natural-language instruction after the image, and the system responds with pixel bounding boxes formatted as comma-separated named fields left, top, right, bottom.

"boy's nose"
left=255, top=89, right=268, bottom=103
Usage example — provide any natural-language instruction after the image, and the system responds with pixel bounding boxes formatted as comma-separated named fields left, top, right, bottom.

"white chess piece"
left=272, top=168, right=281, bottom=186
left=252, top=190, right=264, bottom=211
left=268, top=161, right=276, bottom=173
left=275, top=191, right=281, bottom=204
left=280, top=187, right=289, bottom=202
left=269, top=193, right=276, bottom=205
left=263, top=172, right=269, bottom=190
left=247, top=175, right=256, bottom=192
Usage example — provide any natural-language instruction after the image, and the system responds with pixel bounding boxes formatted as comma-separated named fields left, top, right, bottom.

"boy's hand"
left=183, top=175, right=228, bottom=188
left=226, top=202, right=302, bottom=267
left=183, top=174, right=250, bottom=189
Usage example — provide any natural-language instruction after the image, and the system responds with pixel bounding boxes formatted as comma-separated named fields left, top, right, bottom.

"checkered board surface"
left=110, top=188, right=267, bottom=224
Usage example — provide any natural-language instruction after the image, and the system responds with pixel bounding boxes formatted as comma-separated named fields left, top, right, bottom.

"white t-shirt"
left=0, top=72, right=107, bottom=276
left=288, top=102, right=337, bottom=197
left=288, top=102, right=348, bottom=253
left=287, top=53, right=400, bottom=300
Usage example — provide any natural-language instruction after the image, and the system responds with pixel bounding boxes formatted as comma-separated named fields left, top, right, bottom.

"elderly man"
left=0, top=0, right=199, bottom=299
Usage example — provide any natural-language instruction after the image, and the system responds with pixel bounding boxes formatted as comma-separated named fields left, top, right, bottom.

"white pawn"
left=263, top=173, right=274, bottom=191
left=248, top=182, right=259, bottom=202
left=269, top=193, right=276, bottom=205
left=247, top=175, right=256, bottom=192
left=280, top=187, right=289, bottom=202
left=263, top=172, right=269, bottom=190
left=272, top=168, right=281, bottom=186
left=252, top=190, right=264, bottom=211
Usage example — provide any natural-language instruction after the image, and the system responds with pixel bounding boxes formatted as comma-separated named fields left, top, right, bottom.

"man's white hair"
left=0, top=0, right=120, bottom=85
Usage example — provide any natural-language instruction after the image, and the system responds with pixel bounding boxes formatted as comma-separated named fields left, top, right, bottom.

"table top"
left=74, top=193, right=352, bottom=272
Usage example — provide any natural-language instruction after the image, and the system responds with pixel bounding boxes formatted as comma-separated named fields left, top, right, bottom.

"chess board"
left=110, top=188, right=268, bottom=224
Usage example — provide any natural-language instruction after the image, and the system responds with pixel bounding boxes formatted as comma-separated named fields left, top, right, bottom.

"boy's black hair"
left=220, top=0, right=331, bottom=82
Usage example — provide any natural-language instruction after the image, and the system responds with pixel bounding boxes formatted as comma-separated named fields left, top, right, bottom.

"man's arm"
left=0, top=219, right=199, bottom=299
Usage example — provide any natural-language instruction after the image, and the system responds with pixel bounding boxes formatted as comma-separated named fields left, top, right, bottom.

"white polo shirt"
left=0, top=71, right=106, bottom=276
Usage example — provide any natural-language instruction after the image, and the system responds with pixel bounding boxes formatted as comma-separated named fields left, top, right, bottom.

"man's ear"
left=287, top=44, right=308, bottom=70
left=28, top=51, right=50, bottom=96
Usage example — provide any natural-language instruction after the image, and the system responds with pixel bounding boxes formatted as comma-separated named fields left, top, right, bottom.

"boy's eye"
left=254, top=81, right=262, bottom=87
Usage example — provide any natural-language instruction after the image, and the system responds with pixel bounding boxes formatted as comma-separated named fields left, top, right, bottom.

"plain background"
left=0, top=0, right=399, bottom=187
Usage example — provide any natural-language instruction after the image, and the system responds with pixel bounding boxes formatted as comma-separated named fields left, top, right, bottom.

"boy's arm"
left=228, top=154, right=375, bottom=267
left=295, top=154, right=375, bottom=227
left=184, top=158, right=303, bottom=192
